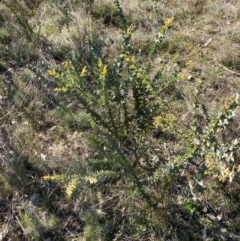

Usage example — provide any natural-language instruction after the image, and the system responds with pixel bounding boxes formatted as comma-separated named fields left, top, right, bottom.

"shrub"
left=45, top=1, right=240, bottom=239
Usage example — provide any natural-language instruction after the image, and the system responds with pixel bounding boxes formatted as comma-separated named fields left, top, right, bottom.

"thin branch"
left=217, top=62, right=240, bottom=77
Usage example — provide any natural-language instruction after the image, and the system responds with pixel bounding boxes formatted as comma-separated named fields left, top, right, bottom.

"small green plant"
left=19, top=209, right=60, bottom=240
left=2, top=0, right=36, bottom=40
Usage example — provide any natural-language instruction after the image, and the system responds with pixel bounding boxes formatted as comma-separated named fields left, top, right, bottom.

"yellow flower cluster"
left=123, top=53, right=153, bottom=91
left=80, top=66, right=88, bottom=77
left=63, top=61, right=70, bottom=68
left=48, top=69, right=60, bottom=78
left=66, top=176, right=80, bottom=198
left=205, top=152, right=236, bottom=183
left=165, top=18, right=174, bottom=27
left=205, top=152, right=216, bottom=171
left=48, top=61, right=88, bottom=93
left=153, top=114, right=175, bottom=131
left=54, top=87, right=68, bottom=93
left=126, top=24, right=136, bottom=35
left=160, top=18, right=174, bottom=34
left=123, top=53, right=136, bottom=70
left=98, top=59, right=108, bottom=79
left=48, top=69, right=68, bottom=92
left=43, top=174, right=67, bottom=182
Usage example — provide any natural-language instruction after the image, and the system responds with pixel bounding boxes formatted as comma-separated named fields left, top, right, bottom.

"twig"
left=203, top=37, right=213, bottom=47
left=217, top=62, right=240, bottom=77
left=11, top=204, right=26, bottom=234
left=65, top=228, right=78, bottom=240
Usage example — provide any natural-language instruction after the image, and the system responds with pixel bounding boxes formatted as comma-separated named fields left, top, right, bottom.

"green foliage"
left=19, top=209, right=60, bottom=240
left=149, top=17, right=174, bottom=56
left=2, top=0, right=36, bottom=40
